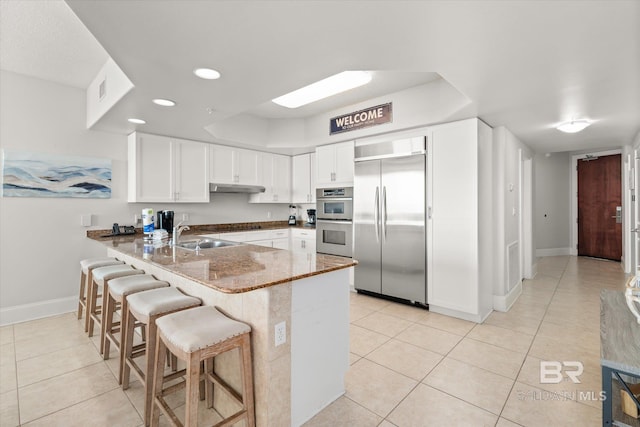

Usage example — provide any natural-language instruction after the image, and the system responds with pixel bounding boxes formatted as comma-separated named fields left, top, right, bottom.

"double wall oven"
left=316, top=187, right=353, bottom=257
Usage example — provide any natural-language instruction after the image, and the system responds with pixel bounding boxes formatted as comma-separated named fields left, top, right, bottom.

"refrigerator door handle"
left=382, top=186, right=387, bottom=241
left=374, top=186, right=380, bottom=243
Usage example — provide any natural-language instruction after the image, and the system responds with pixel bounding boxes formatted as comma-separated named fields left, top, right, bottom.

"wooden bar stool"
left=78, top=257, right=123, bottom=333
left=151, top=306, right=255, bottom=427
left=122, top=287, right=201, bottom=426
left=102, top=274, right=170, bottom=383
left=88, top=264, right=143, bottom=354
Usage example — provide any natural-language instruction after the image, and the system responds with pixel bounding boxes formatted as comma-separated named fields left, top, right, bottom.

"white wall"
left=492, top=127, right=534, bottom=311
left=0, top=71, right=288, bottom=324
left=534, top=152, right=572, bottom=255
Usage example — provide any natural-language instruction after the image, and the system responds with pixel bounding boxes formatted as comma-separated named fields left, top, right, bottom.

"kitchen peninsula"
left=88, top=229, right=356, bottom=427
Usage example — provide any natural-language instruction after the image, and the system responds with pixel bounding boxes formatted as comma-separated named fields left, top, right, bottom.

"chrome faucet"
left=172, top=221, right=190, bottom=246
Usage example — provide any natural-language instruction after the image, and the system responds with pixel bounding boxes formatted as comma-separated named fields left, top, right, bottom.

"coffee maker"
left=306, top=209, right=316, bottom=227
left=156, top=210, right=174, bottom=233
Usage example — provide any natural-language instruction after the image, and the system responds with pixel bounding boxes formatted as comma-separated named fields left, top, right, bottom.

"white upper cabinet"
left=209, top=145, right=259, bottom=185
left=128, top=132, right=209, bottom=203
left=315, top=141, right=354, bottom=187
left=250, top=152, right=291, bottom=203
left=292, top=153, right=316, bottom=203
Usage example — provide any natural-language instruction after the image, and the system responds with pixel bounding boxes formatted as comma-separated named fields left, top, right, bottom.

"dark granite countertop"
left=87, top=222, right=348, bottom=294
left=600, top=289, right=640, bottom=375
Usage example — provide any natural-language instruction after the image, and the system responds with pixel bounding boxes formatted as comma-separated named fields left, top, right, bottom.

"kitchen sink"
left=176, top=238, right=241, bottom=250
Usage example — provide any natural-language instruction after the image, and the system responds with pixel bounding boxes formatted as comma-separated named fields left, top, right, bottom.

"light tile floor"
left=0, top=256, right=635, bottom=426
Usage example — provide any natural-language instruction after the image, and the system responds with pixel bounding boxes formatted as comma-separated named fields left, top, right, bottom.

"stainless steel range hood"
left=209, top=183, right=266, bottom=194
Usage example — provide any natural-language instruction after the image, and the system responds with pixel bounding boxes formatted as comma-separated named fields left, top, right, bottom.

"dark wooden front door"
left=577, top=154, right=622, bottom=261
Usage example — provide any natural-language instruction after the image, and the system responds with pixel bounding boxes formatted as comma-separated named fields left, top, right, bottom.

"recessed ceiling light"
left=556, top=119, right=591, bottom=133
left=194, top=68, right=221, bottom=80
left=152, top=98, right=176, bottom=107
left=127, top=118, right=146, bottom=124
left=272, top=71, right=372, bottom=109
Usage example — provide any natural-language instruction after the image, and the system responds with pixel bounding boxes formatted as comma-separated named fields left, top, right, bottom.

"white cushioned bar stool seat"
left=88, top=264, right=143, bottom=354
left=78, top=257, right=123, bottom=333
left=123, top=287, right=201, bottom=426
left=151, top=306, right=255, bottom=427
left=102, top=274, right=170, bottom=384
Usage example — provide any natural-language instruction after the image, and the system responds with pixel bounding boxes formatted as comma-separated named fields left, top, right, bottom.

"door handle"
left=374, top=186, right=380, bottom=243
left=382, top=186, right=387, bottom=241
left=613, top=206, right=622, bottom=224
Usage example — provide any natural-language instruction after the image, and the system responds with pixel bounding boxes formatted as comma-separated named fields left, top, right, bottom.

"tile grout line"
left=494, top=256, right=577, bottom=424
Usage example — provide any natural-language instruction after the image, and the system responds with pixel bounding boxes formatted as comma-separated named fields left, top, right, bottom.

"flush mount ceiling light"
left=127, top=118, right=146, bottom=124
left=194, top=68, right=221, bottom=80
left=152, top=98, right=176, bottom=107
left=272, top=71, right=372, bottom=109
left=556, top=119, right=591, bottom=133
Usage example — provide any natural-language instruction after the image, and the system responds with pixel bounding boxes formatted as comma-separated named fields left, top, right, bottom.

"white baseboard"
left=428, top=304, right=492, bottom=323
left=493, top=281, right=522, bottom=312
left=0, top=296, right=76, bottom=326
left=529, top=262, right=538, bottom=279
left=536, top=247, right=572, bottom=257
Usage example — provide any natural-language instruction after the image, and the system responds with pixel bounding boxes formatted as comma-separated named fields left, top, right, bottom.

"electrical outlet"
left=267, top=211, right=272, bottom=219
left=274, top=321, right=286, bottom=346
left=182, top=213, right=189, bottom=221
left=134, top=214, right=141, bottom=225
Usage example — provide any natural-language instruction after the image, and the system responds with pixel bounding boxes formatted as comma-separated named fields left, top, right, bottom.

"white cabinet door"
left=174, top=140, right=209, bottom=202
left=292, top=153, right=316, bottom=203
left=252, top=239, right=273, bottom=248
left=427, top=119, right=479, bottom=314
left=315, top=144, right=336, bottom=186
left=272, top=238, right=290, bottom=250
left=291, top=228, right=316, bottom=253
left=128, top=133, right=208, bottom=203
left=250, top=153, right=290, bottom=203
left=250, top=152, right=274, bottom=203
left=315, top=141, right=354, bottom=187
left=272, top=154, right=291, bottom=203
left=309, top=152, right=316, bottom=203
left=129, top=133, right=174, bottom=202
left=292, top=154, right=311, bottom=203
left=334, top=141, right=355, bottom=185
left=209, top=145, right=236, bottom=184
left=236, top=148, right=259, bottom=185
left=210, top=145, right=259, bottom=185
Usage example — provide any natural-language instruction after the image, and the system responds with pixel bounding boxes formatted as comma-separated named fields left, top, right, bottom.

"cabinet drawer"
left=270, top=229, right=290, bottom=239
left=222, top=230, right=272, bottom=242
left=291, top=228, right=316, bottom=239
left=251, top=239, right=273, bottom=248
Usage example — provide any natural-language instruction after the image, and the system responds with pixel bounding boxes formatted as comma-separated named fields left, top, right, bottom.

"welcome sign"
left=330, top=103, right=392, bottom=135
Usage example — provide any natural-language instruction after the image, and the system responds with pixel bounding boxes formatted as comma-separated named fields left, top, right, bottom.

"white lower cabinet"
left=291, top=228, right=316, bottom=254
left=217, top=229, right=291, bottom=250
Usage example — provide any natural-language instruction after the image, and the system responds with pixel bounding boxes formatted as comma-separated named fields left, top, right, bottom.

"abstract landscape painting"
left=2, top=150, right=111, bottom=198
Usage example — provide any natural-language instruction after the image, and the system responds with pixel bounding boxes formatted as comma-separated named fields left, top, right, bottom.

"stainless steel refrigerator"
left=353, top=137, right=427, bottom=304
